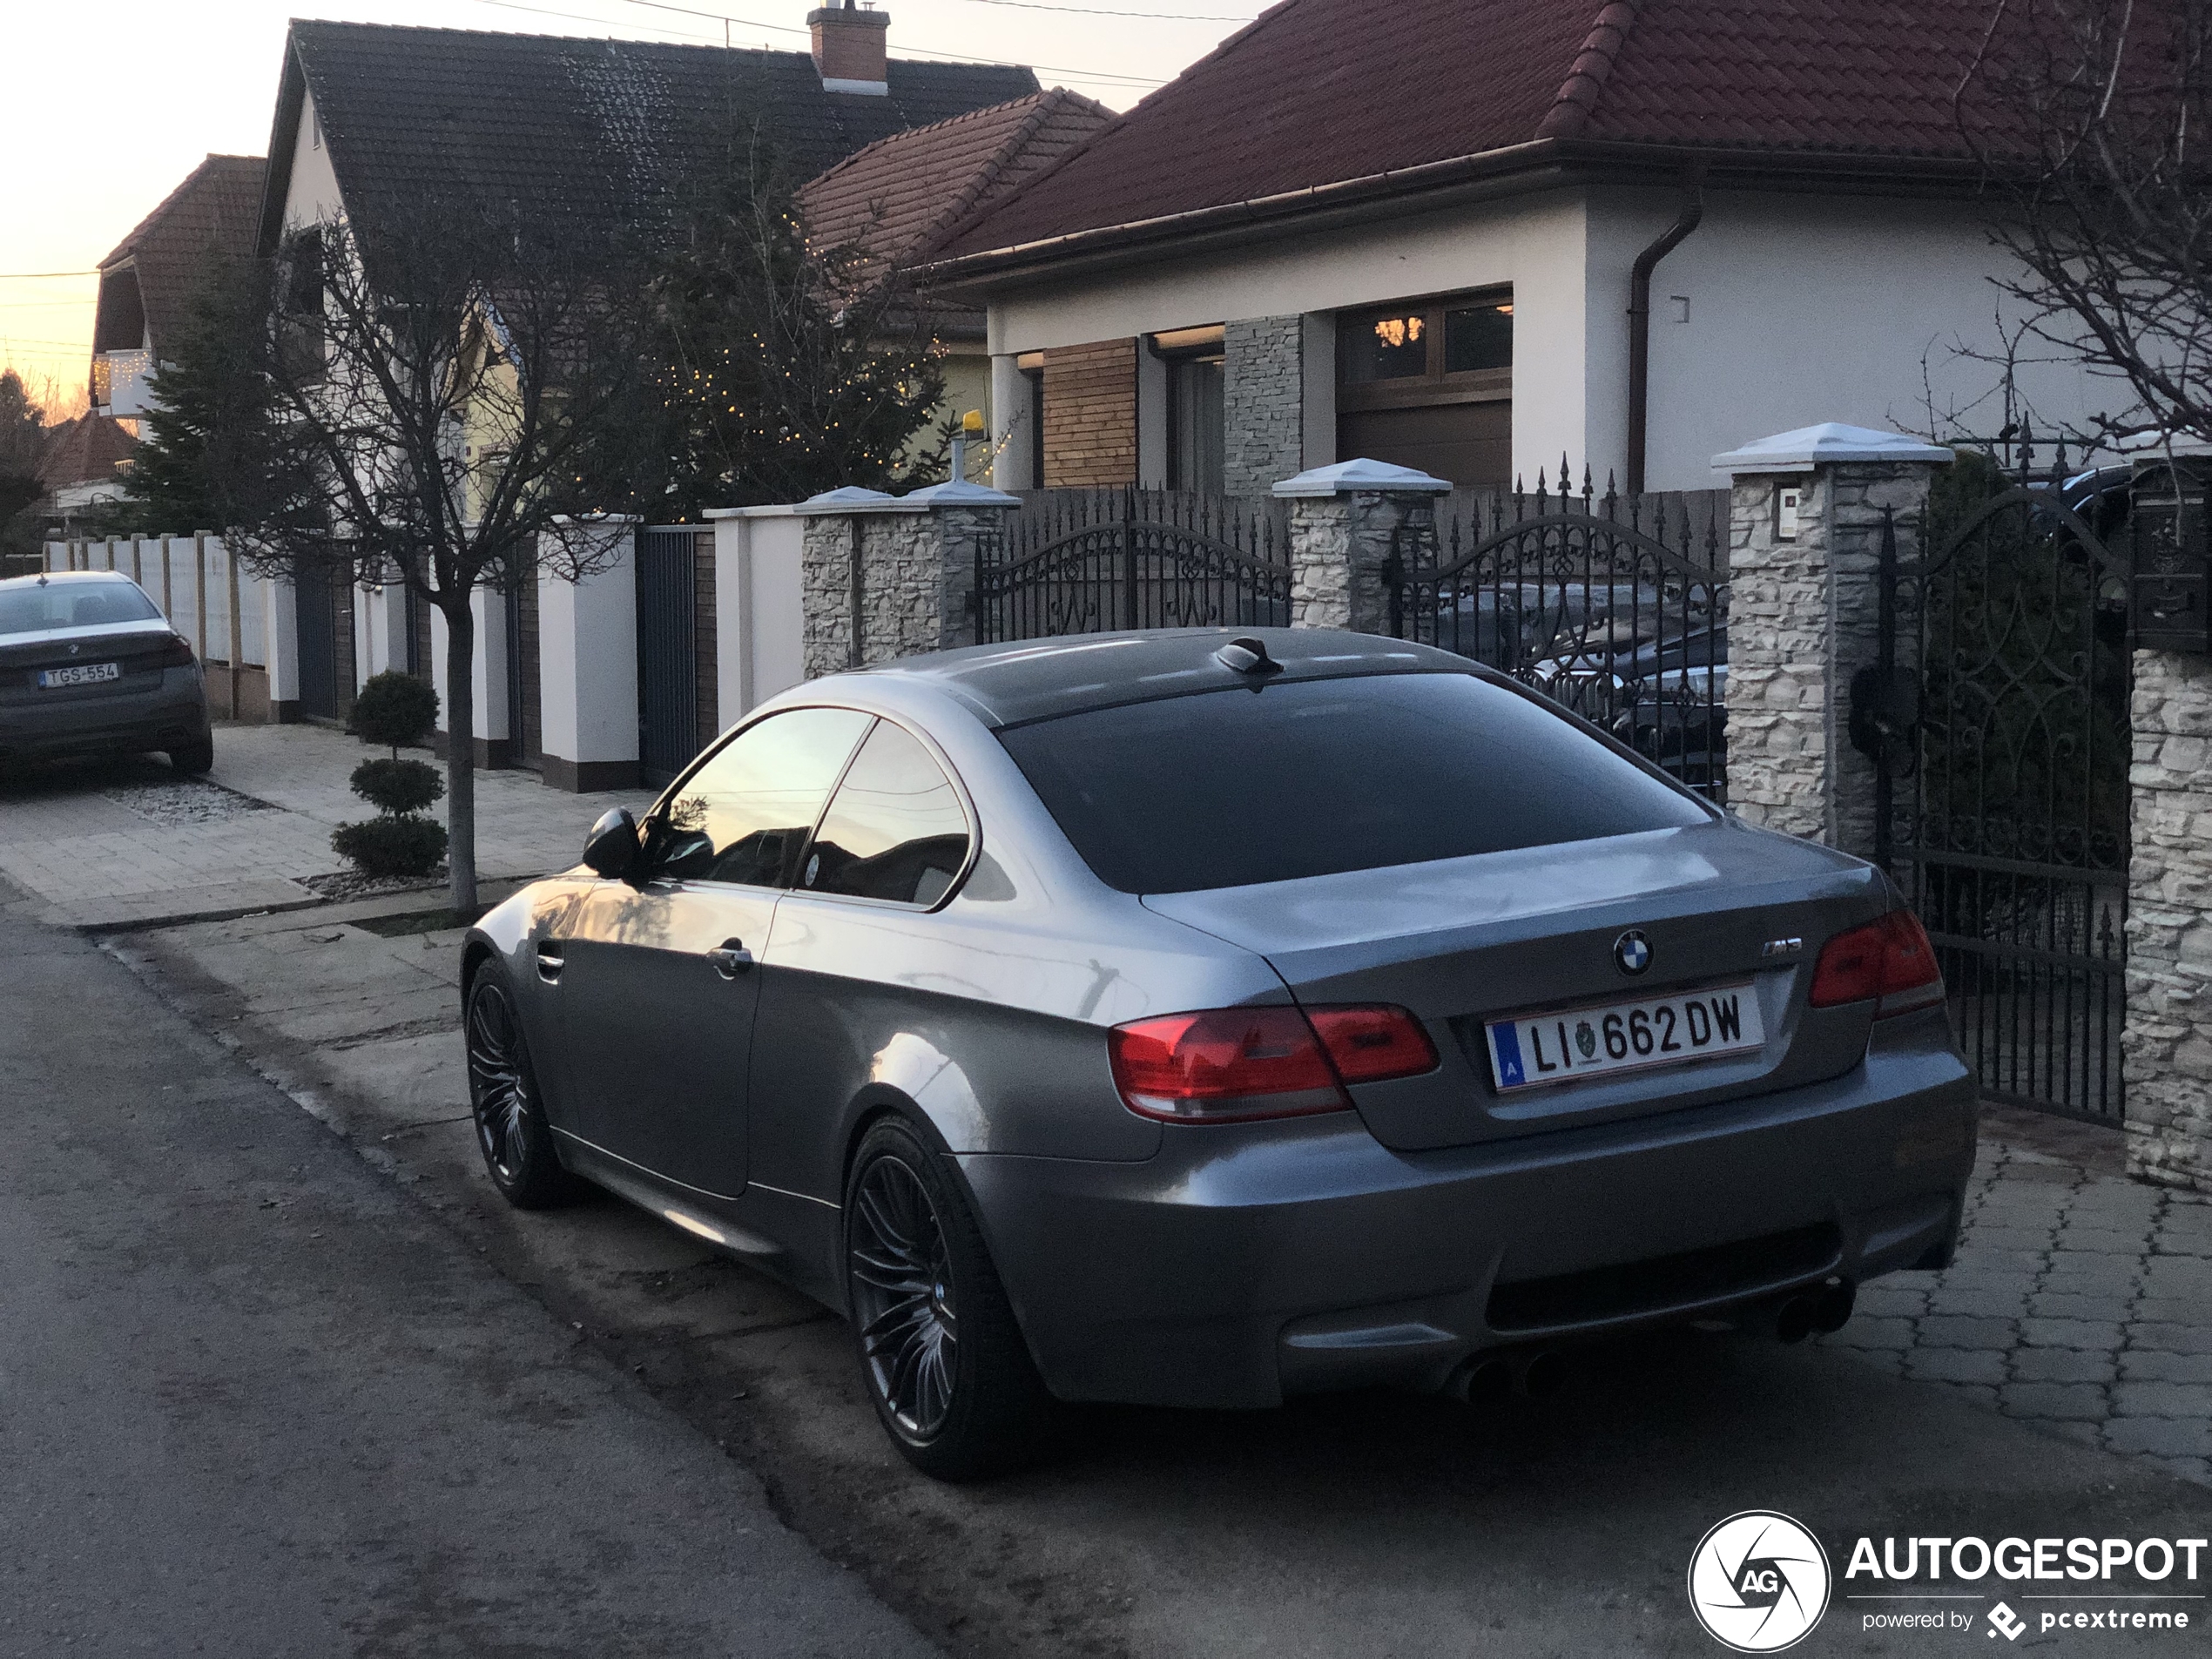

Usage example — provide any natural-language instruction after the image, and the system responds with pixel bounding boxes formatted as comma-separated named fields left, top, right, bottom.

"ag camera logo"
left=1689, top=1511, right=1832, bottom=1652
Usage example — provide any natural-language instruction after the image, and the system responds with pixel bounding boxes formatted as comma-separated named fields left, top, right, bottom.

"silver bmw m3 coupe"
left=462, top=628, right=1975, bottom=1478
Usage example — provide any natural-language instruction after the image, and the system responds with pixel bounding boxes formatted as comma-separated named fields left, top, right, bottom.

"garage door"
left=1337, top=401, right=1510, bottom=488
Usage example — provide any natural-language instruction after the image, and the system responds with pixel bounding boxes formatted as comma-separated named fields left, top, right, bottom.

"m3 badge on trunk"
left=1614, top=930, right=1653, bottom=975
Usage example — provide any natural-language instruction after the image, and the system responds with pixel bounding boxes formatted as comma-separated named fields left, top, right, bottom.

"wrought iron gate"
left=1870, top=475, right=2134, bottom=1121
left=1386, top=481, right=1730, bottom=799
left=974, top=489, right=1289, bottom=643
left=637, top=527, right=700, bottom=786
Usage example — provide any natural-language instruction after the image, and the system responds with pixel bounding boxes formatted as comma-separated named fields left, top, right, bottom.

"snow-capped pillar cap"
left=793, top=485, right=902, bottom=516
left=1271, top=457, right=1453, bottom=497
left=1712, top=423, right=1955, bottom=475
left=900, top=479, right=1021, bottom=509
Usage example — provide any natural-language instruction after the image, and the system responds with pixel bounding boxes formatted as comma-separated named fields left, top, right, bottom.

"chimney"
left=809, top=2, right=890, bottom=96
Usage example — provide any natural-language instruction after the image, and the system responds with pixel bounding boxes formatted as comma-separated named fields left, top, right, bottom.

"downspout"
left=1626, top=165, right=1705, bottom=496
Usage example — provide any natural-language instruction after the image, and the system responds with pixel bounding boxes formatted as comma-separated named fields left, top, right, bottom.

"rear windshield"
left=997, top=671, right=1709, bottom=894
left=0, top=582, right=161, bottom=637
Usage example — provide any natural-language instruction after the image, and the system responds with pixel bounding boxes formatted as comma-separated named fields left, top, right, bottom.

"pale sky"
left=2, top=0, right=1245, bottom=411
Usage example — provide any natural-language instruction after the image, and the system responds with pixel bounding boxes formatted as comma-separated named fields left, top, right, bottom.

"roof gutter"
left=1626, top=164, right=1704, bottom=496
left=915, top=140, right=1994, bottom=296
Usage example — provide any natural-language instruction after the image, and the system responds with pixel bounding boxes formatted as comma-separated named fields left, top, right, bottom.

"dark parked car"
left=0, top=570, right=212, bottom=773
left=462, top=628, right=1975, bottom=1478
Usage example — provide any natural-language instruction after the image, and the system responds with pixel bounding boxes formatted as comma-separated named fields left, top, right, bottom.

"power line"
left=0, top=270, right=98, bottom=280
left=472, top=0, right=1168, bottom=84
left=945, top=0, right=1249, bottom=20
left=612, top=0, right=1172, bottom=84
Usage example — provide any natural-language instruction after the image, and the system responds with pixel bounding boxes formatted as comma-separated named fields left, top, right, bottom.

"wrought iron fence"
left=1386, top=465, right=1730, bottom=799
left=974, top=488, right=1290, bottom=644
left=1872, top=453, right=2134, bottom=1122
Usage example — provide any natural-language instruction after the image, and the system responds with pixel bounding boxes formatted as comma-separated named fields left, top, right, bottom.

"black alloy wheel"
left=849, top=1151, right=960, bottom=1439
left=464, top=961, right=582, bottom=1209
left=842, top=1118, right=1057, bottom=1481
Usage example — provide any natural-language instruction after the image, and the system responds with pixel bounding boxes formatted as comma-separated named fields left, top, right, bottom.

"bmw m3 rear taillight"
left=1809, top=909, right=1945, bottom=1018
left=1108, top=1004, right=1436, bottom=1123
left=145, top=633, right=196, bottom=670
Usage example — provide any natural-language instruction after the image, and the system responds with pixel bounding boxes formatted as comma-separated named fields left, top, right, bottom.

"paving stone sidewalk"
left=1823, top=1107, right=2212, bottom=1487
left=0, top=723, right=651, bottom=929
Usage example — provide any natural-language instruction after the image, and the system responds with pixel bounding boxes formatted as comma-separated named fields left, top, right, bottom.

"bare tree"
left=1960, top=0, right=2212, bottom=452
left=227, top=202, right=662, bottom=914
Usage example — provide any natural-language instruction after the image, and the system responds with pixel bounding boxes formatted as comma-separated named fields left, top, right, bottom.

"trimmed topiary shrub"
left=347, top=670, right=441, bottom=756
left=350, top=756, right=444, bottom=816
left=333, top=670, right=447, bottom=880
left=331, top=814, right=449, bottom=879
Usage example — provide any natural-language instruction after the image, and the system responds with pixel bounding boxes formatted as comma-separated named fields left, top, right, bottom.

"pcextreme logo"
left=1688, top=1511, right=1833, bottom=1653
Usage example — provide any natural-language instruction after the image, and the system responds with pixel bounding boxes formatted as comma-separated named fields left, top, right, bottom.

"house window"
left=1336, top=287, right=1513, bottom=486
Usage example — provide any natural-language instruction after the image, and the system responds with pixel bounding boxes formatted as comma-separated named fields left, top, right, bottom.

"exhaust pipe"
left=1518, top=1350, right=1568, bottom=1399
left=1812, top=1281, right=1856, bottom=1334
left=1775, top=1296, right=1817, bottom=1345
left=1447, top=1355, right=1514, bottom=1405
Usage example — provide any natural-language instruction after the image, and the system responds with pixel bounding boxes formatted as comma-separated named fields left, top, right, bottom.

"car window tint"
left=802, top=720, right=970, bottom=906
left=651, top=706, right=873, bottom=887
left=997, top=672, right=1709, bottom=894
left=0, top=582, right=160, bottom=636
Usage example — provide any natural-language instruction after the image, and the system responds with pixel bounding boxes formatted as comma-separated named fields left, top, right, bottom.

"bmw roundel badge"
left=1614, top=930, right=1653, bottom=975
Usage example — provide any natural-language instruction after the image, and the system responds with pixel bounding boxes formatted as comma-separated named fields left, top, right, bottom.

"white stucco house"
left=251, top=12, right=1038, bottom=772
left=918, top=0, right=2119, bottom=498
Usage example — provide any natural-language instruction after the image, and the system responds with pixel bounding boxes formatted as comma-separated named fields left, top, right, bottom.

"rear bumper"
left=959, top=1012, right=1975, bottom=1409
left=0, top=672, right=209, bottom=761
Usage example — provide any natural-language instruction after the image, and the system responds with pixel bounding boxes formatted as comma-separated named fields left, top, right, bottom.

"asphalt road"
left=0, top=899, right=933, bottom=1657
left=12, top=879, right=2212, bottom=1657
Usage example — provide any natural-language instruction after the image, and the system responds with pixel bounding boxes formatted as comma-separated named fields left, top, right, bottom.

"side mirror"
left=582, top=807, right=639, bottom=878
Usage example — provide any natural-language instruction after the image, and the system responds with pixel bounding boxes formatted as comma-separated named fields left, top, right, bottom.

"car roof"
left=0, top=570, right=138, bottom=590
left=856, top=627, right=1478, bottom=729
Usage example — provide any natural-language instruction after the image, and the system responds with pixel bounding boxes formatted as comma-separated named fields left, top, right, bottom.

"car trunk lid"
left=1141, top=819, right=1893, bottom=1150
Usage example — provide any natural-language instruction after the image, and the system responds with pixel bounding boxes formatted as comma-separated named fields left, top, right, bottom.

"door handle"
left=536, top=941, right=564, bottom=984
left=706, top=940, right=754, bottom=979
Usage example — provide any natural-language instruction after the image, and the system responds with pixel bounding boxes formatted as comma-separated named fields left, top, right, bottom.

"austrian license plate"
left=1485, top=981, right=1764, bottom=1092
left=38, top=662, right=119, bottom=689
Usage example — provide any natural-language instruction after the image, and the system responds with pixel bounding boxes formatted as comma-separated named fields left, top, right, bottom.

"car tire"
left=464, top=959, right=584, bottom=1210
left=843, top=1116, right=1057, bottom=1481
left=168, top=737, right=214, bottom=776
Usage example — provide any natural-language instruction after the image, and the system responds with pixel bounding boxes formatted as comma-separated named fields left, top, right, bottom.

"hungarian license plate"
left=38, top=662, right=120, bottom=689
left=1486, top=981, right=1764, bottom=1092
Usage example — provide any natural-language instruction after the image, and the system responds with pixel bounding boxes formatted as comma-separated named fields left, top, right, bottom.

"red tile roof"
left=799, top=89, right=1114, bottom=276
left=97, top=155, right=266, bottom=358
left=935, top=0, right=2026, bottom=267
left=37, top=415, right=138, bottom=492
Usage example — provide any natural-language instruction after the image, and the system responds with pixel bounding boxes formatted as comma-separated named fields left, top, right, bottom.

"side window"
left=801, top=721, right=970, bottom=907
left=649, top=706, right=873, bottom=887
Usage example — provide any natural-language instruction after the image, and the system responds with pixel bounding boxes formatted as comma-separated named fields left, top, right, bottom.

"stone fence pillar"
left=1272, top=458, right=1453, bottom=634
left=1715, top=424, right=1952, bottom=853
left=797, top=480, right=1016, bottom=678
left=2124, top=644, right=2212, bottom=1193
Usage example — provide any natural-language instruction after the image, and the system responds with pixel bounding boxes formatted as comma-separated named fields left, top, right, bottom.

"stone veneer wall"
left=1287, top=490, right=1438, bottom=635
left=2123, top=649, right=2212, bottom=1193
left=1223, top=317, right=1305, bottom=498
left=1723, top=462, right=1936, bottom=852
left=799, top=509, right=987, bottom=681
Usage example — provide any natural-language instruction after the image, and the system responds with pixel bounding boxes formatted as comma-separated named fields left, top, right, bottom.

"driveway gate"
left=637, top=527, right=701, bottom=786
left=974, top=489, right=1290, bottom=643
left=1866, top=473, right=2134, bottom=1121
left=1386, top=479, right=1730, bottom=800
